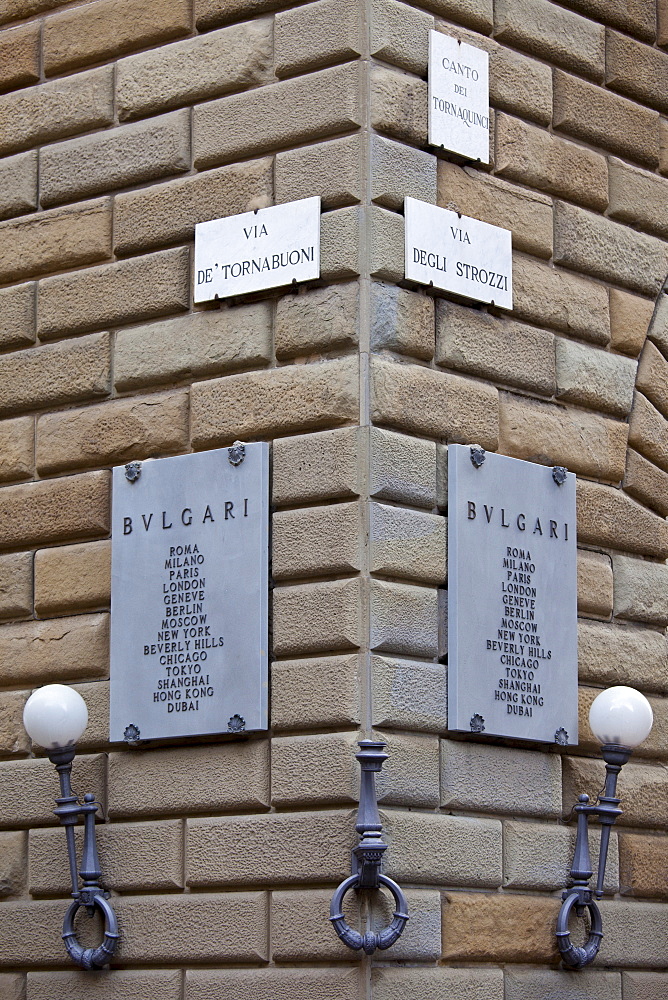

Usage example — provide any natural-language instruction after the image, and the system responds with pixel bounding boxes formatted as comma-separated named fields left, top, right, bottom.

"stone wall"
left=0, top=0, right=667, bottom=996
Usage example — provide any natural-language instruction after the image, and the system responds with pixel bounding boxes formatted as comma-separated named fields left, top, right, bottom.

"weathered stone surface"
left=512, top=255, right=609, bottom=344
left=0, top=831, right=26, bottom=897
left=383, top=809, right=501, bottom=886
left=577, top=549, right=613, bottom=617
left=578, top=619, right=668, bottom=693
left=555, top=338, right=636, bottom=416
left=117, top=21, right=270, bottom=120
left=0, top=416, right=34, bottom=484
left=275, top=0, right=362, bottom=77
left=370, top=503, right=446, bottom=584
left=0, top=151, right=37, bottom=222
left=275, top=283, right=359, bottom=359
left=504, top=820, right=618, bottom=892
left=372, top=655, right=447, bottom=732
left=272, top=427, right=361, bottom=506
left=576, top=480, right=668, bottom=559
left=0, top=282, right=34, bottom=351
left=0, top=613, right=108, bottom=687
left=441, top=892, right=560, bottom=961
left=624, top=448, right=668, bottom=517
left=494, top=0, right=604, bottom=78
left=273, top=503, right=361, bottom=580
left=609, top=287, right=654, bottom=356
left=563, top=755, right=668, bottom=829
left=371, top=356, right=498, bottom=449
left=276, top=134, right=361, bottom=210
left=613, top=554, right=668, bottom=625
left=271, top=655, right=361, bottom=731
left=370, top=427, right=437, bottom=508
left=636, top=340, right=668, bottom=419
left=187, top=968, right=363, bottom=1000
left=619, top=832, right=668, bottom=898
left=504, top=969, right=621, bottom=1000
left=499, top=393, right=627, bottom=482
left=372, top=968, right=503, bottom=1000
left=192, top=358, right=359, bottom=447
left=629, top=391, right=668, bottom=472
left=441, top=741, right=561, bottom=817
left=370, top=282, right=434, bottom=360
left=0, top=754, right=105, bottom=830
left=271, top=732, right=358, bottom=807
left=0, top=552, right=32, bottom=621
left=273, top=579, right=361, bottom=656
left=370, top=579, right=438, bottom=658
left=34, top=540, right=110, bottom=616
left=28, top=971, right=182, bottom=1000
left=0, top=472, right=109, bottom=552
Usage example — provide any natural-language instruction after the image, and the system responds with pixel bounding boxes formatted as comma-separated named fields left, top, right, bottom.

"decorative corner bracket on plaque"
left=329, top=741, right=409, bottom=956
left=228, top=441, right=245, bottom=466
left=470, top=445, right=486, bottom=468
left=470, top=714, right=485, bottom=733
left=555, top=727, right=569, bottom=746
left=227, top=714, right=246, bottom=733
left=552, top=466, right=568, bottom=486
left=124, top=462, right=141, bottom=483
left=123, top=724, right=141, bottom=745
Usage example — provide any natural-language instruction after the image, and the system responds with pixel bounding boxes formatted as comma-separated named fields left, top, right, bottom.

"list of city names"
left=147, top=541, right=222, bottom=717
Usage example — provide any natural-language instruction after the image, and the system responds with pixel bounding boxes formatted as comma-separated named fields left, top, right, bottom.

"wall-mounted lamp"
left=23, top=684, right=119, bottom=970
left=330, top=740, right=409, bottom=955
left=557, top=685, right=653, bottom=968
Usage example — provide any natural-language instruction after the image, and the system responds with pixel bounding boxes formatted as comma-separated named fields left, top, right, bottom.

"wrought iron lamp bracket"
left=48, top=746, right=119, bottom=970
left=329, top=740, right=409, bottom=956
left=556, top=744, right=630, bottom=969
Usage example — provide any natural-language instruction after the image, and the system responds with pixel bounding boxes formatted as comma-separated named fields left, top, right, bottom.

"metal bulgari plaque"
left=429, top=30, right=490, bottom=162
left=109, top=444, right=269, bottom=743
left=405, top=197, right=512, bottom=309
left=447, top=445, right=578, bottom=745
left=194, top=196, right=320, bottom=302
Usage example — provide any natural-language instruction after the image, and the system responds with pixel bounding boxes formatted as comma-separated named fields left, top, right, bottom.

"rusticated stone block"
left=555, top=338, right=636, bottom=417
left=0, top=472, right=109, bottom=551
left=0, top=333, right=110, bottom=418
left=576, top=479, right=668, bottom=559
left=0, top=613, right=108, bottom=688
left=34, top=540, right=110, bottom=616
left=375, top=731, right=440, bottom=807
left=275, top=0, right=362, bottom=77
left=0, top=67, right=113, bottom=158
left=370, top=281, right=434, bottom=360
left=36, top=391, right=189, bottom=474
left=276, top=135, right=362, bottom=210
left=371, top=356, right=498, bottom=449
left=372, top=967, right=503, bottom=1000
left=272, top=654, right=361, bottom=731
left=44, top=0, right=192, bottom=75
left=370, top=503, right=445, bottom=584
left=115, top=158, right=273, bottom=254
left=273, top=503, right=361, bottom=580
left=28, top=970, right=181, bottom=1000
left=272, top=427, right=361, bottom=506
left=563, top=755, right=668, bottom=829
left=0, top=151, right=37, bottom=222
left=512, top=255, right=609, bottom=345
left=192, top=357, right=359, bottom=448
left=383, top=809, right=501, bottom=886
left=273, top=578, right=361, bottom=656
left=577, top=550, right=613, bottom=617
left=0, top=552, right=32, bottom=621
left=598, top=900, right=668, bottom=967
left=578, top=619, right=668, bottom=693
left=606, top=29, right=668, bottom=114
left=370, top=65, right=427, bottom=148
left=29, top=819, right=183, bottom=895
left=636, top=340, right=668, bottom=418
left=371, top=134, right=436, bottom=213
left=187, top=809, right=354, bottom=886
left=372, top=656, right=447, bottom=732
left=0, top=282, right=35, bottom=351
left=499, top=393, right=627, bottom=482
left=629, top=392, right=668, bottom=472
left=186, top=968, right=363, bottom=1000
left=0, top=417, right=34, bottom=484
left=437, top=301, right=555, bottom=396
left=609, top=157, right=668, bottom=240
left=0, top=974, right=22, bottom=999
left=370, top=426, right=437, bottom=508
left=109, top=741, right=269, bottom=818
left=619, top=832, right=668, bottom=898
left=441, top=891, right=560, bottom=961
left=609, top=287, right=654, bottom=356
left=370, top=579, right=438, bottom=658
left=40, top=111, right=191, bottom=207
left=624, top=448, right=668, bottom=517
left=0, top=23, right=39, bottom=93
left=494, top=0, right=604, bottom=78
left=553, top=69, right=658, bottom=166
left=0, top=754, right=105, bottom=830
left=503, top=819, right=618, bottom=892
left=504, top=969, right=621, bottom=1000
left=441, top=740, right=561, bottom=817
left=38, top=248, right=190, bottom=340
left=0, top=689, right=29, bottom=755
left=275, top=282, right=359, bottom=359
left=613, top=553, right=668, bottom=625
left=554, top=201, right=668, bottom=296
left=271, top=732, right=358, bottom=807
left=272, top=886, right=441, bottom=962
left=622, top=972, right=668, bottom=999
left=0, top=198, right=111, bottom=285
left=0, top=831, right=26, bottom=897
left=194, top=63, right=361, bottom=169
left=115, top=302, right=271, bottom=391
left=117, top=22, right=270, bottom=121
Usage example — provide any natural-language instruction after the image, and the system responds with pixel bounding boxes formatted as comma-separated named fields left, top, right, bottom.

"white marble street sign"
left=194, top=196, right=320, bottom=302
left=404, top=197, right=513, bottom=309
left=110, top=444, right=269, bottom=743
left=447, top=445, right=578, bottom=745
left=429, top=30, right=490, bottom=162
